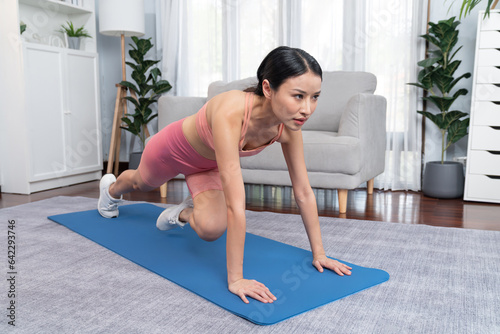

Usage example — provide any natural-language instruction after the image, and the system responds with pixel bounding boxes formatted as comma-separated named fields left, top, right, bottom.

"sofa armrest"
left=158, top=95, right=207, bottom=130
left=338, top=93, right=387, bottom=177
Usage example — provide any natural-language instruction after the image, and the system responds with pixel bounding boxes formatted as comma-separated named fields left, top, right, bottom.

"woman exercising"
left=98, top=46, right=352, bottom=304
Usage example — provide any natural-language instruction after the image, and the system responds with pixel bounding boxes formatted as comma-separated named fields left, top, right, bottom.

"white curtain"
left=156, top=0, right=427, bottom=191
left=363, top=0, right=427, bottom=191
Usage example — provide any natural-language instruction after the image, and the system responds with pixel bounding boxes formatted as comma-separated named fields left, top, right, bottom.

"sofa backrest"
left=158, top=96, right=206, bottom=129
left=207, top=76, right=258, bottom=99
left=206, top=71, right=377, bottom=132
left=303, top=71, right=377, bottom=131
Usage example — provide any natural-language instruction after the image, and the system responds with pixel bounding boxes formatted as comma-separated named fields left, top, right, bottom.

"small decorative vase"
left=68, top=37, right=81, bottom=50
left=129, top=152, right=143, bottom=170
left=422, top=161, right=465, bottom=199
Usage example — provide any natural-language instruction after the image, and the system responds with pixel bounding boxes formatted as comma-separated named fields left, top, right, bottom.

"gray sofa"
left=157, top=71, right=387, bottom=213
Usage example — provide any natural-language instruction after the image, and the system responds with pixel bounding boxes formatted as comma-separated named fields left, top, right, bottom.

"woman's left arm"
left=281, top=128, right=352, bottom=276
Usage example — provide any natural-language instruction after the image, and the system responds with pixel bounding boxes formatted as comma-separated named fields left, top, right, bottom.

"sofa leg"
left=338, top=189, right=348, bottom=214
left=160, top=182, right=167, bottom=198
left=367, top=178, right=374, bottom=195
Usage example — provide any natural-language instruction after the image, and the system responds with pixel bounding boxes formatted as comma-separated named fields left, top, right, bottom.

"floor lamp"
left=99, top=0, right=145, bottom=175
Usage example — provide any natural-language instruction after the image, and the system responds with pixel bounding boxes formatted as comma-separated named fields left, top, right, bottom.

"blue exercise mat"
left=48, top=203, right=389, bottom=325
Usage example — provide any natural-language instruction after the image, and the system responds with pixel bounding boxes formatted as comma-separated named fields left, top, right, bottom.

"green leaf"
left=154, top=80, right=172, bottom=95
left=133, top=63, right=145, bottom=77
left=120, top=117, right=140, bottom=136
left=446, top=72, right=471, bottom=92
left=143, top=107, right=153, bottom=120
left=417, top=110, right=447, bottom=129
left=125, top=61, right=138, bottom=72
left=138, top=97, right=155, bottom=110
left=136, top=38, right=154, bottom=56
left=123, top=96, right=140, bottom=110
left=418, top=109, right=467, bottom=133
left=440, top=30, right=459, bottom=57
left=429, top=22, right=446, bottom=40
left=443, top=110, right=469, bottom=129
left=119, top=81, right=140, bottom=95
left=129, top=49, right=143, bottom=64
left=132, top=120, right=142, bottom=135
left=430, top=68, right=453, bottom=94
left=453, top=88, right=468, bottom=99
left=145, top=113, right=158, bottom=124
left=142, top=60, right=161, bottom=74
left=141, top=85, right=154, bottom=97
left=447, top=118, right=469, bottom=144
left=150, top=67, right=161, bottom=82
left=444, top=60, right=461, bottom=77
left=121, top=117, right=132, bottom=127
left=424, top=95, right=456, bottom=112
left=417, top=67, right=436, bottom=90
left=407, top=82, right=429, bottom=90
left=417, top=68, right=430, bottom=83
left=418, top=57, right=441, bottom=68
left=449, top=45, right=463, bottom=62
left=131, top=70, right=145, bottom=87
left=421, top=34, right=440, bottom=48
left=428, top=49, right=443, bottom=58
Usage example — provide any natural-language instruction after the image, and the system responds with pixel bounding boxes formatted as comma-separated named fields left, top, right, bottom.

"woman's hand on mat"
left=313, top=255, right=352, bottom=276
left=229, top=278, right=277, bottom=304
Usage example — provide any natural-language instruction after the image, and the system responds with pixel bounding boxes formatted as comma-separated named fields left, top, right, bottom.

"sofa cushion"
left=303, top=71, right=377, bottom=132
left=240, top=130, right=361, bottom=175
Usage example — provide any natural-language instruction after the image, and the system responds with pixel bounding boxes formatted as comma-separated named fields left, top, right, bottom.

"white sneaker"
left=156, top=195, right=193, bottom=231
left=98, top=174, right=122, bottom=218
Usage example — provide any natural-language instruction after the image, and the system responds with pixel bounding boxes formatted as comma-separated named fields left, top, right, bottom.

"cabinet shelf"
left=19, top=0, right=92, bottom=15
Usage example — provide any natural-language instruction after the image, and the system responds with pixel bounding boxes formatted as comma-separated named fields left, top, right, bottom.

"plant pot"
left=68, top=37, right=81, bottom=50
left=422, top=161, right=464, bottom=199
left=129, top=152, right=143, bottom=170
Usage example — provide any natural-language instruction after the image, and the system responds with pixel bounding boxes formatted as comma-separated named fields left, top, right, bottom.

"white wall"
left=425, top=1, right=487, bottom=164
left=96, top=0, right=158, bottom=163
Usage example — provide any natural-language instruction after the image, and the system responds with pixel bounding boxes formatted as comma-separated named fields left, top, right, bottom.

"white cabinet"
left=464, top=10, right=500, bottom=204
left=0, top=0, right=101, bottom=194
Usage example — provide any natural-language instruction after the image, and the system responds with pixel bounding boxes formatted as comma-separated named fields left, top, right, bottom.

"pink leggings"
left=137, top=118, right=223, bottom=198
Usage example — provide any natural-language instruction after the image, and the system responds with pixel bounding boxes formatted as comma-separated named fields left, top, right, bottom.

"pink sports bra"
left=195, top=92, right=284, bottom=157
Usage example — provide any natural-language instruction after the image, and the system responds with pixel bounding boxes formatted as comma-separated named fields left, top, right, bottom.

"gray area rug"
left=0, top=196, right=499, bottom=334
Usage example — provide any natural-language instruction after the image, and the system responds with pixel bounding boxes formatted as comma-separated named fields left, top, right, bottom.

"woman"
left=98, top=46, right=352, bottom=304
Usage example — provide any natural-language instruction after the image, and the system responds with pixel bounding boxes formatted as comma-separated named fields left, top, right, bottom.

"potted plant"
left=120, top=37, right=172, bottom=169
left=409, top=17, right=471, bottom=198
left=58, top=21, right=91, bottom=50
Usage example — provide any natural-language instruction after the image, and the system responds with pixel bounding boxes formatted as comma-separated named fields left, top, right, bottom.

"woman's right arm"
left=210, top=91, right=276, bottom=304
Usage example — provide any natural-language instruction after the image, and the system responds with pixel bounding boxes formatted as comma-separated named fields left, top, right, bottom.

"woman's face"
left=265, top=71, right=322, bottom=131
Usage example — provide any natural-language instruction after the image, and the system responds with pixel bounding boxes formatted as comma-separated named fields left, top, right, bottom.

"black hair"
left=251, top=46, right=322, bottom=96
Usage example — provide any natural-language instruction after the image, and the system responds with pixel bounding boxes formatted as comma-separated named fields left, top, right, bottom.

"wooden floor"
left=1, top=179, right=499, bottom=231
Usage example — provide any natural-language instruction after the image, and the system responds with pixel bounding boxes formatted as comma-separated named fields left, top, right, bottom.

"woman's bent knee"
left=195, top=217, right=226, bottom=242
